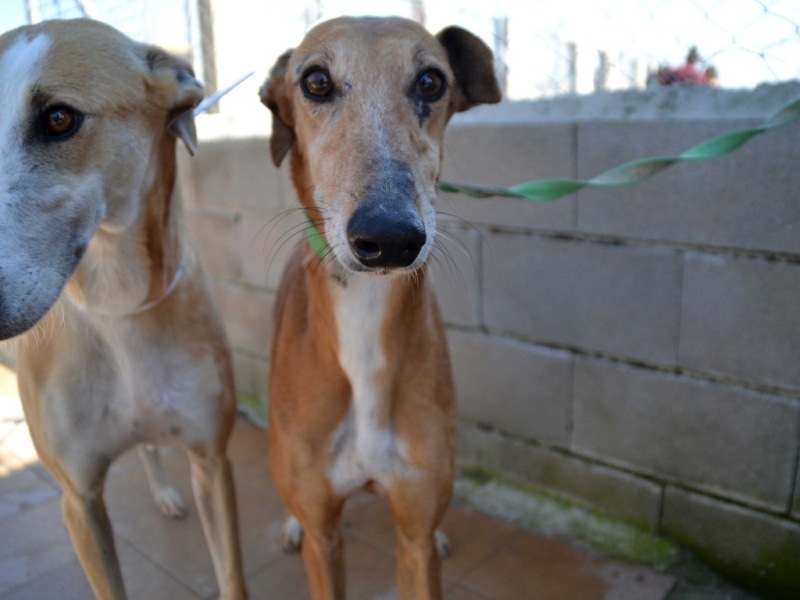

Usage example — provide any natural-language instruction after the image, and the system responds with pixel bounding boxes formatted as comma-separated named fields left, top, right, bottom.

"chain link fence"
left=483, top=0, right=800, bottom=97
left=11, top=0, right=800, bottom=103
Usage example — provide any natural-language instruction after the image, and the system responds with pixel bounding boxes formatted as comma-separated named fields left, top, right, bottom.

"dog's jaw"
left=0, top=20, right=203, bottom=336
left=0, top=31, right=100, bottom=339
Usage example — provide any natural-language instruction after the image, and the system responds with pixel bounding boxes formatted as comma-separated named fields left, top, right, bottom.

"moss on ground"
left=454, top=467, right=763, bottom=600
left=455, top=468, right=681, bottom=570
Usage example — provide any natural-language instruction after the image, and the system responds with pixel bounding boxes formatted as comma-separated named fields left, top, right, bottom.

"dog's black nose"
left=347, top=203, right=426, bottom=269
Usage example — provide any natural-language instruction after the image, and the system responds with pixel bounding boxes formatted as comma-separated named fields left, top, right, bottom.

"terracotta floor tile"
left=103, top=452, right=219, bottom=598
left=249, top=536, right=399, bottom=599
left=0, top=499, right=75, bottom=596
left=460, top=531, right=675, bottom=600
left=104, top=446, right=287, bottom=599
left=341, top=497, right=520, bottom=588
left=589, top=559, right=676, bottom=600
left=0, top=413, right=61, bottom=499
left=0, top=558, right=93, bottom=600
left=0, top=382, right=681, bottom=600
left=1, top=541, right=201, bottom=600
left=103, top=446, right=154, bottom=480
left=342, top=493, right=396, bottom=551
left=226, top=418, right=270, bottom=471
left=445, top=585, right=493, bottom=600
left=247, top=554, right=311, bottom=599
left=439, top=505, right=519, bottom=584
left=343, top=536, right=398, bottom=598
left=0, top=450, right=59, bottom=520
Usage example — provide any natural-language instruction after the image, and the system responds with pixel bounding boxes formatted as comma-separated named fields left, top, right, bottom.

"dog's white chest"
left=93, top=320, right=222, bottom=447
left=327, top=277, right=411, bottom=495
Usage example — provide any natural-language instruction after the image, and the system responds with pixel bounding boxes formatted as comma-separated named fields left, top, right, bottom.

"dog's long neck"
left=66, top=135, right=186, bottom=316
left=293, top=159, right=433, bottom=438
left=139, top=136, right=185, bottom=303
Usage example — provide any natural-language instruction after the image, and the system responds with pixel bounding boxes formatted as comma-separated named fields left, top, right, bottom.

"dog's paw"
left=153, top=485, right=188, bottom=519
left=435, top=529, right=452, bottom=559
left=282, top=515, right=304, bottom=553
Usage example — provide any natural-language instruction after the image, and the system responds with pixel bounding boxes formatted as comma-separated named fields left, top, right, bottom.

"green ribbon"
left=305, top=95, right=800, bottom=257
left=305, top=214, right=330, bottom=259
left=438, top=95, right=800, bottom=202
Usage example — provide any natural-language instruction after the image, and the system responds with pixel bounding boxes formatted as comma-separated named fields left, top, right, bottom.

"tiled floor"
left=0, top=363, right=678, bottom=599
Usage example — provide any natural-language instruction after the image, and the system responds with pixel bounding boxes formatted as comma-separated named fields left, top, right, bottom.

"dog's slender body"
left=0, top=20, right=246, bottom=599
left=260, top=17, right=500, bottom=599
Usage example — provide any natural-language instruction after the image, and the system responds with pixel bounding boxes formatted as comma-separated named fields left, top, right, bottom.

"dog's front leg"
left=294, top=498, right=347, bottom=600
left=387, top=479, right=450, bottom=600
left=271, top=428, right=348, bottom=599
left=188, top=446, right=248, bottom=600
left=394, top=529, right=442, bottom=600
left=60, top=479, right=127, bottom=600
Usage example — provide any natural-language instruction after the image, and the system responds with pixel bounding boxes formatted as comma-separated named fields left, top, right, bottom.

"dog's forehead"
left=0, top=26, right=50, bottom=82
left=0, top=20, right=147, bottom=109
left=293, top=16, right=448, bottom=73
left=1, top=20, right=142, bottom=71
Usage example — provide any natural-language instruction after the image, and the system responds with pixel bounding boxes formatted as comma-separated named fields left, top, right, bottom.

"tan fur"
left=260, top=17, right=500, bottom=600
left=0, top=20, right=246, bottom=599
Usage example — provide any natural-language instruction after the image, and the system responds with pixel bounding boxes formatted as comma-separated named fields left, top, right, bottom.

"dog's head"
left=260, top=16, right=500, bottom=276
left=0, top=19, right=203, bottom=340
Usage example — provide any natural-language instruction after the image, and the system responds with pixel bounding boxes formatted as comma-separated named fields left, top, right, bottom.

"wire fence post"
left=24, top=0, right=40, bottom=24
left=195, top=0, right=217, bottom=111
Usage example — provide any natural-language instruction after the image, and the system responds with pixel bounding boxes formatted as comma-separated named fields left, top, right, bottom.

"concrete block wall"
left=182, top=83, right=800, bottom=599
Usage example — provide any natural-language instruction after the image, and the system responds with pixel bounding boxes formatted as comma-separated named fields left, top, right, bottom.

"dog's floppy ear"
left=436, top=27, right=502, bottom=114
left=145, top=48, right=205, bottom=155
left=259, top=49, right=295, bottom=167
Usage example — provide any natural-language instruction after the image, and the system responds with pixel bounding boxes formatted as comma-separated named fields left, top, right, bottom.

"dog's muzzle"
left=347, top=201, right=426, bottom=269
left=345, top=158, right=428, bottom=270
left=0, top=298, right=39, bottom=341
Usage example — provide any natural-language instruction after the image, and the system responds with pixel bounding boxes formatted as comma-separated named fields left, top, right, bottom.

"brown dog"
left=260, top=16, right=500, bottom=599
left=0, top=20, right=246, bottom=599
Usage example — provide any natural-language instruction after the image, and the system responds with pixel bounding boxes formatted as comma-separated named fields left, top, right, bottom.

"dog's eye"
left=302, top=68, right=333, bottom=99
left=41, top=106, right=82, bottom=140
left=416, top=70, right=445, bottom=101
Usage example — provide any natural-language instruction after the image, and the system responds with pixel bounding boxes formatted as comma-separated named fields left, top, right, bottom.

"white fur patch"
left=322, top=87, right=438, bottom=275
left=0, top=32, right=51, bottom=164
left=328, top=276, right=413, bottom=495
left=0, top=33, right=63, bottom=330
left=282, top=515, right=304, bottom=553
left=0, top=32, right=51, bottom=219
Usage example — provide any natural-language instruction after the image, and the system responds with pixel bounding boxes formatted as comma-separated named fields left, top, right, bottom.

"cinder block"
left=573, top=358, right=800, bottom=511
left=576, top=120, right=800, bottom=254
left=213, top=283, right=274, bottom=358
left=457, top=421, right=663, bottom=530
left=431, top=225, right=482, bottom=327
left=449, top=330, right=573, bottom=447
left=482, top=233, right=682, bottom=365
left=191, top=138, right=289, bottom=210
left=185, top=209, right=242, bottom=281
left=680, top=253, right=800, bottom=391
left=239, top=209, right=306, bottom=290
left=440, top=123, right=576, bottom=232
left=661, top=486, right=800, bottom=600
